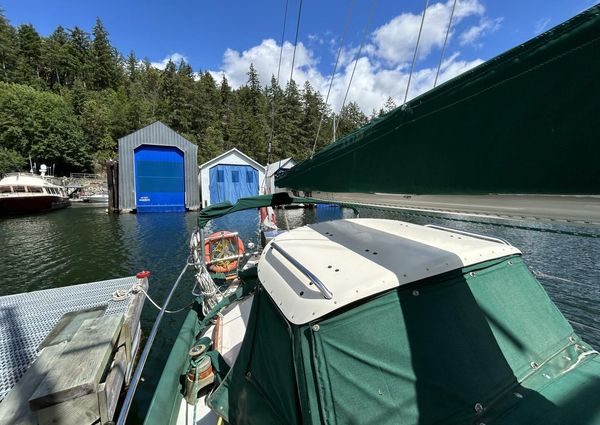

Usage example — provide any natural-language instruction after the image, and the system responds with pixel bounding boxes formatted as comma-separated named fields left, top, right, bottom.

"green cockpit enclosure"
left=206, top=256, right=600, bottom=425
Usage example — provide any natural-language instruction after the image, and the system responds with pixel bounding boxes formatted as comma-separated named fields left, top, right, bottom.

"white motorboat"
left=0, top=173, right=70, bottom=215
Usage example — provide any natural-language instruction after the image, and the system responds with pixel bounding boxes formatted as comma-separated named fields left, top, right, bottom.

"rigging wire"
left=403, top=0, right=430, bottom=105
left=339, top=0, right=378, bottom=118
left=433, top=0, right=457, bottom=88
left=289, top=0, right=304, bottom=84
left=311, top=0, right=357, bottom=159
left=266, top=0, right=290, bottom=173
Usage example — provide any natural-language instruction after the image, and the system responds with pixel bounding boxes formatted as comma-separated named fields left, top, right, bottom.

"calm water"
left=1, top=204, right=599, bottom=422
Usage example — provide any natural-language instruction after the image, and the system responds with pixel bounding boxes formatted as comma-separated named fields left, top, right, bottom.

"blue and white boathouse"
left=198, top=148, right=265, bottom=207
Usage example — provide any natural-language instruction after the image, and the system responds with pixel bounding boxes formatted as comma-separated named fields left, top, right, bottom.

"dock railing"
left=70, top=172, right=101, bottom=180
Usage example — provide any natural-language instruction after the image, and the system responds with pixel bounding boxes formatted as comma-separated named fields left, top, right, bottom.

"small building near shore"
left=199, top=148, right=264, bottom=207
left=265, top=157, right=296, bottom=194
left=118, top=121, right=200, bottom=213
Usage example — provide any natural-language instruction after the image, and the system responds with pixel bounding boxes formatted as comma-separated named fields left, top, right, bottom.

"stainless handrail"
left=270, top=241, right=333, bottom=299
left=424, top=224, right=512, bottom=246
left=116, top=261, right=191, bottom=425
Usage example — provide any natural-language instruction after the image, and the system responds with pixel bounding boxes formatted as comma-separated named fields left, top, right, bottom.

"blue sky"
left=2, top=0, right=598, bottom=112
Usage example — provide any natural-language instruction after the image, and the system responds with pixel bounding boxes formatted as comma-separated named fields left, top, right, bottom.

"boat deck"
left=0, top=276, right=140, bottom=401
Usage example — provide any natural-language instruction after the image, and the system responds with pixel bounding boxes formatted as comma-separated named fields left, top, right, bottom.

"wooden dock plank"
left=28, top=314, right=124, bottom=411
left=0, top=343, right=66, bottom=425
left=37, top=306, right=106, bottom=350
left=36, top=392, right=99, bottom=425
left=98, top=342, right=127, bottom=424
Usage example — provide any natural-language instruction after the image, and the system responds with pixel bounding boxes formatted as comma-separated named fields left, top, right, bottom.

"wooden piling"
left=106, top=160, right=119, bottom=213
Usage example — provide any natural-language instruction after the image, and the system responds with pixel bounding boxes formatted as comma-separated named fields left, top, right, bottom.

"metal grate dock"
left=0, top=276, right=140, bottom=401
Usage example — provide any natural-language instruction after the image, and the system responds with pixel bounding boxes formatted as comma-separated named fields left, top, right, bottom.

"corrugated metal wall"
left=118, top=121, right=200, bottom=211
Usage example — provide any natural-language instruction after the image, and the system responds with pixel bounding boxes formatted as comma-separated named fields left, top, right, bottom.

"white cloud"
left=372, top=0, right=485, bottom=66
left=534, top=17, right=551, bottom=35
left=150, top=52, right=188, bottom=70
left=209, top=0, right=496, bottom=114
left=459, top=17, right=503, bottom=46
left=209, top=39, right=322, bottom=90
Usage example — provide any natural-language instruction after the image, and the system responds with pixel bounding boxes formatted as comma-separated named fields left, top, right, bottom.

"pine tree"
left=218, top=74, right=234, bottom=149
left=301, top=80, right=331, bottom=157
left=16, top=24, right=43, bottom=86
left=235, top=64, right=269, bottom=162
left=90, top=18, right=119, bottom=90
left=278, top=79, right=304, bottom=159
left=68, top=26, right=91, bottom=87
left=337, top=101, right=368, bottom=138
left=379, top=96, right=397, bottom=116
left=0, top=9, right=18, bottom=83
left=264, top=75, right=284, bottom=160
left=194, top=71, right=220, bottom=140
left=42, top=26, right=71, bottom=89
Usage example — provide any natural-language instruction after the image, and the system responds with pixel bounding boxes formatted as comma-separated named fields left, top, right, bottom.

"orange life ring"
left=204, top=231, right=245, bottom=273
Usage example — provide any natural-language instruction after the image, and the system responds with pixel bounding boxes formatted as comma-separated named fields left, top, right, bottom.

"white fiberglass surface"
left=258, top=218, right=520, bottom=324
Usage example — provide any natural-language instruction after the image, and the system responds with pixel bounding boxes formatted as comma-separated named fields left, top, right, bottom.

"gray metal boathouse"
left=118, top=121, right=200, bottom=213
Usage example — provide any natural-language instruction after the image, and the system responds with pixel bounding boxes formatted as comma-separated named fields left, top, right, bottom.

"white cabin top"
left=0, top=173, right=65, bottom=197
left=257, top=218, right=521, bottom=325
left=0, top=173, right=61, bottom=188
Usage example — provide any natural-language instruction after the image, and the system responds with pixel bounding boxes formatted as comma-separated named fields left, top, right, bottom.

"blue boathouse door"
left=134, top=145, right=185, bottom=213
left=209, top=164, right=258, bottom=204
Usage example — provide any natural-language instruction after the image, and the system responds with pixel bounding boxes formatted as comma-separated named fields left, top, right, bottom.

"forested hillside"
left=0, top=13, right=396, bottom=175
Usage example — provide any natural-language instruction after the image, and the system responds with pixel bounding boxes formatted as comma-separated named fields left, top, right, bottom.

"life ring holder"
left=203, top=231, right=245, bottom=273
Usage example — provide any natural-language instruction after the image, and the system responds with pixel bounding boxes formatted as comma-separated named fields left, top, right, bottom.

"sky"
left=2, top=0, right=598, bottom=113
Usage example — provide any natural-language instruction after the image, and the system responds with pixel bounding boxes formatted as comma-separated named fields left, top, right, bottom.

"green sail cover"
left=276, top=5, right=600, bottom=195
left=197, top=193, right=333, bottom=229
left=208, top=256, right=600, bottom=425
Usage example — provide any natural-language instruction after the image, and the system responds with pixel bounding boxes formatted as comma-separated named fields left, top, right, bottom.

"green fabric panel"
left=308, top=257, right=578, bottom=425
left=467, top=257, right=573, bottom=380
left=207, top=289, right=301, bottom=424
left=277, top=5, right=600, bottom=195
left=144, top=308, right=200, bottom=425
left=294, top=326, right=323, bottom=425
left=493, top=355, right=600, bottom=425
left=198, top=193, right=333, bottom=228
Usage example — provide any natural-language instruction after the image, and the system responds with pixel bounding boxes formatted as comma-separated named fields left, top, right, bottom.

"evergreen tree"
left=0, top=10, right=18, bottom=82
left=42, top=26, right=71, bottom=89
left=301, top=80, right=330, bottom=157
left=278, top=79, right=303, bottom=159
left=337, top=101, right=368, bottom=139
left=218, top=74, right=235, bottom=149
left=126, top=51, right=138, bottom=82
left=379, top=96, right=397, bottom=116
left=90, top=18, right=119, bottom=90
left=194, top=71, right=220, bottom=141
left=0, top=15, right=377, bottom=173
left=16, top=24, right=43, bottom=87
left=235, top=64, right=269, bottom=162
left=265, top=75, right=284, bottom=160
left=199, top=125, right=223, bottom=163
left=68, top=26, right=91, bottom=87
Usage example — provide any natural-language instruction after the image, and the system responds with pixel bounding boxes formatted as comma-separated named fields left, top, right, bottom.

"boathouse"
left=199, top=148, right=264, bottom=207
left=265, top=157, right=296, bottom=194
left=118, top=122, right=200, bottom=213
